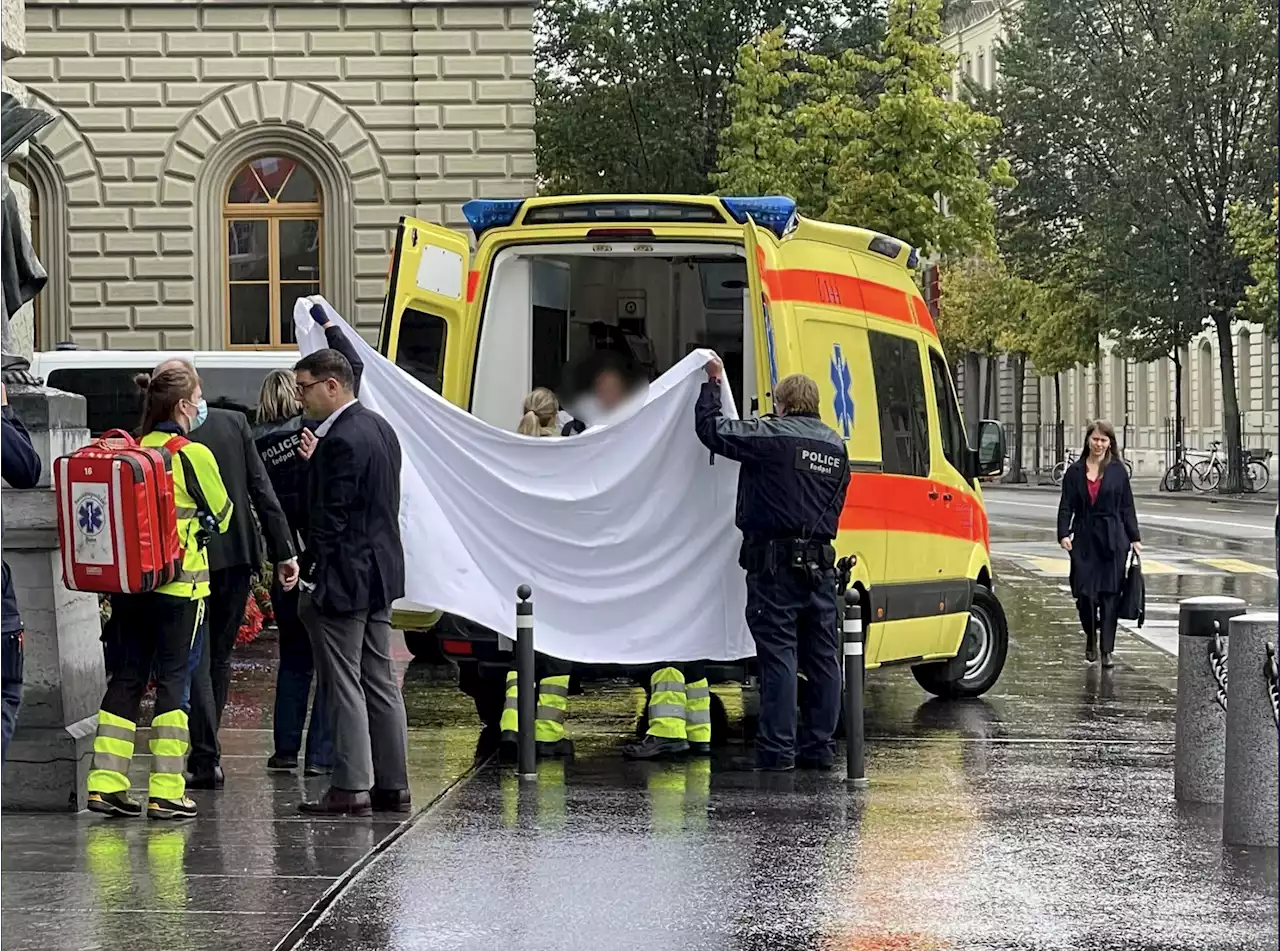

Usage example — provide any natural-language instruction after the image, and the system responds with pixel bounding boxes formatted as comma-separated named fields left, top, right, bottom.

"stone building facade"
left=942, top=1, right=1278, bottom=479
left=5, top=0, right=537, bottom=351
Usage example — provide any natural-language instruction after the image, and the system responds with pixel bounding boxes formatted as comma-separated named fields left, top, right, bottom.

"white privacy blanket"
left=294, top=298, right=753, bottom=663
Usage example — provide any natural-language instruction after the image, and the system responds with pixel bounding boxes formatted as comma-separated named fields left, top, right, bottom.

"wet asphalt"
left=2, top=494, right=1277, bottom=951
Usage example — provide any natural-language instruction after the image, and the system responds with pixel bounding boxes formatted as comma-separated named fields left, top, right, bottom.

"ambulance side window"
left=928, top=349, right=967, bottom=473
left=395, top=307, right=447, bottom=393
left=867, top=331, right=930, bottom=478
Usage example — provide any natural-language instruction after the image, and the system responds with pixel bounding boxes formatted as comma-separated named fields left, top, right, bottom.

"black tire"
left=404, top=629, right=447, bottom=664
left=1191, top=459, right=1219, bottom=492
left=1123, top=459, right=1133, bottom=479
left=1051, top=461, right=1067, bottom=486
left=911, top=587, right=1008, bottom=700
left=1245, top=461, right=1269, bottom=493
left=1161, top=462, right=1190, bottom=492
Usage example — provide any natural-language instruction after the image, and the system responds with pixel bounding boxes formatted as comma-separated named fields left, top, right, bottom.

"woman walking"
left=1056, top=420, right=1142, bottom=668
left=87, top=364, right=233, bottom=819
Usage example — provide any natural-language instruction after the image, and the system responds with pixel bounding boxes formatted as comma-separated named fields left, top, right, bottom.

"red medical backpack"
left=54, top=429, right=184, bottom=594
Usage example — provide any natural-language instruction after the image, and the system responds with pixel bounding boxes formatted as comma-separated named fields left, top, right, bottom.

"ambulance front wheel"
left=912, top=587, right=1008, bottom=700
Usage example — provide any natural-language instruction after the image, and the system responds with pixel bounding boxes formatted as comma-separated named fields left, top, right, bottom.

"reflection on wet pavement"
left=0, top=645, right=485, bottom=951
left=4, top=507, right=1277, bottom=951
left=294, top=569, right=1277, bottom=951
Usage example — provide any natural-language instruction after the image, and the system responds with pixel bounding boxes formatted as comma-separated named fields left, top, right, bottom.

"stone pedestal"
left=2, top=385, right=103, bottom=812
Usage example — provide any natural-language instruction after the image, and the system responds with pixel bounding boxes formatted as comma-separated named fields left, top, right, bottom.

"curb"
left=985, top=481, right=1278, bottom=509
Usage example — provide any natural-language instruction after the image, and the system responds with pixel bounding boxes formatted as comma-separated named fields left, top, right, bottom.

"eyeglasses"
left=295, top=379, right=328, bottom=395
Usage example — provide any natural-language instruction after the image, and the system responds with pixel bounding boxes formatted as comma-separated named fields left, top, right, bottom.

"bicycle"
left=1161, top=444, right=1199, bottom=492
left=1191, top=442, right=1272, bottom=494
left=1052, top=449, right=1134, bottom=487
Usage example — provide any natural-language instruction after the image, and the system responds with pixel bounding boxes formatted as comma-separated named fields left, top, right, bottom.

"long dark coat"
left=1056, top=458, right=1141, bottom=599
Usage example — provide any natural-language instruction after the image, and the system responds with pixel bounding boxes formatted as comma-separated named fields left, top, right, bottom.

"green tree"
left=1230, top=188, right=1278, bottom=335
left=994, top=0, right=1278, bottom=489
left=715, top=0, right=1013, bottom=259
left=534, top=0, right=875, bottom=195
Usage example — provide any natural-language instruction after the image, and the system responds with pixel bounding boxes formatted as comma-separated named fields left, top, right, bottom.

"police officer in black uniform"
left=694, top=356, right=850, bottom=771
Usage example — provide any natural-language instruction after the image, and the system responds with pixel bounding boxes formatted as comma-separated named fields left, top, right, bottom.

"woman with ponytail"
left=517, top=388, right=562, bottom=437
left=87, top=363, right=233, bottom=821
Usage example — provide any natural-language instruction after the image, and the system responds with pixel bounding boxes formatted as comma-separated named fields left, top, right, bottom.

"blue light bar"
left=906, top=247, right=920, bottom=269
left=462, top=199, right=524, bottom=238
left=720, top=196, right=798, bottom=239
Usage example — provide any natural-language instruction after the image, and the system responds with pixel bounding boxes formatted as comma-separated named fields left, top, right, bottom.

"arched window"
left=224, top=156, right=322, bottom=348
left=1237, top=329, right=1252, bottom=414
left=1198, top=340, right=1213, bottom=429
left=977, top=50, right=986, bottom=88
left=7, top=162, right=41, bottom=350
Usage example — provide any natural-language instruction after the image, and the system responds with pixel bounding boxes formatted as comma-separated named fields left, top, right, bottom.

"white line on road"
left=985, top=498, right=1268, bottom=534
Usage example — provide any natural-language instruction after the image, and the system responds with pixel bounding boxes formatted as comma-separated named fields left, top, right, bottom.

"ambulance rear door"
left=742, top=219, right=782, bottom=415
left=379, top=216, right=473, bottom=408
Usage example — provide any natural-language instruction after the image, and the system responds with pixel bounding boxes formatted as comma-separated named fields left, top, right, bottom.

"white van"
left=31, top=349, right=297, bottom=435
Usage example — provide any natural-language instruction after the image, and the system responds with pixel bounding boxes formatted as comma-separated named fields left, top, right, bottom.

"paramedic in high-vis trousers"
left=86, top=363, right=234, bottom=820
left=694, top=358, right=850, bottom=771
left=499, top=388, right=575, bottom=760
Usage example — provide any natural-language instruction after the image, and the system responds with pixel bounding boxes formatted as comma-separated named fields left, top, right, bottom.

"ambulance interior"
left=471, top=246, right=755, bottom=431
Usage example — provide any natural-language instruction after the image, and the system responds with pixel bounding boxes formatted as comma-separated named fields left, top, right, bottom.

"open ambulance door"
left=742, top=219, right=782, bottom=416
left=379, top=216, right=472, bottom=408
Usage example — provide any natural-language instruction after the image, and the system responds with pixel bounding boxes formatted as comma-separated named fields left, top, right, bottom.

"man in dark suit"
left=293, top=346, right=409, bottom=816
left=185, top=403, right=298, bottom=788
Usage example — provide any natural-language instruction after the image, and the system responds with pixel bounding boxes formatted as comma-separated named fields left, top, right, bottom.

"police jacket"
left=251, top=322, right=365, bottom=541
left=2, top=405, right=41, bottom=634
left=694, top=380, right=850, bottom=542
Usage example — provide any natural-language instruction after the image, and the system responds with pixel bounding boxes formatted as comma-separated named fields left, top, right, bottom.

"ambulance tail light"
left=586, top=228, right=655, bottom=238
left=720, top=196, right=798, bottom=238
left=462, top=199, right=525, bottom=238
left=440, top=639, right=473, bottom=656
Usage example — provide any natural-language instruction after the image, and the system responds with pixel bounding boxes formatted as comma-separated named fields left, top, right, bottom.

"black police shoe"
left=537, top=738, right=575, bottom=759
left=87, top=790, right=143, bottom=818
left=687, top=741, right=712, bottom=756
left=266, top=753, right=298, bottom=772
left=623, top=735, right=690, bottom=760
left=795, top=756, right=835, bottom=771
left=184, top=765, right=224, bottom=790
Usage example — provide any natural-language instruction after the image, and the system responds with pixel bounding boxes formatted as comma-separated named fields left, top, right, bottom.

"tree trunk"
left=1092, top=360, right=1101, bottom=420
left=962, top=351, right=982, bottom=437
left=1054, top=372, right=1063, bottom=461
left=981, top=354, right=994, bottom=419
left=1172, top=350, right=1184, bottom=463
left=1005, top=351, right=1027, bottom=483
left=1214, top=316, right=1243, bottom=492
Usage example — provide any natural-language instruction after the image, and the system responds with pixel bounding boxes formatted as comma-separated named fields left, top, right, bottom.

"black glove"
left=309, top=302, right=329, bottom=327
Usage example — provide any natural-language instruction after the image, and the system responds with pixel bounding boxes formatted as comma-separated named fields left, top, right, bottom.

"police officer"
left=694, top=357, right=849, bottom=771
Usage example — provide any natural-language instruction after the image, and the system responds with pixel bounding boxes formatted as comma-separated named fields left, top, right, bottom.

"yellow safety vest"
left=140, top=431, right=233, bottom=600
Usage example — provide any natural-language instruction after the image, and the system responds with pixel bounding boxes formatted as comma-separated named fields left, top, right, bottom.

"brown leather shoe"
left=299, top=787, right=372, bottom=817
left=371, top=788, right=411, bottom=813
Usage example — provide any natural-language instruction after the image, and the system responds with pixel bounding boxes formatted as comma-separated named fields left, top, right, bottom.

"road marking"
left=1196, top=557, right=1278, bottom=577
left=985, top=498, right=1269, bottom=534
left=1023, top=556, right=1178, bottom=576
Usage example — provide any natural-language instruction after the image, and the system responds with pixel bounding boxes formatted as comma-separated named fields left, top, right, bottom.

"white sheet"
left=294, top=297, right=753, bottom=664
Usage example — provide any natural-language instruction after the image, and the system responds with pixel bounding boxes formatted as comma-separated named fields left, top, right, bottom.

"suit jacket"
left=303, top=401, right=405, bottom=615
left=192, top=407, right=295, bottom=572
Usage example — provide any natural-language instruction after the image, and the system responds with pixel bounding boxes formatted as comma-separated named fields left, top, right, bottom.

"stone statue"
left=1, top=91, right=56, bottom=385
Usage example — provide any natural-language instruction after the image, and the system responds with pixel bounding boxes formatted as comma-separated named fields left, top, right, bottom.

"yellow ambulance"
left=379, top=195, right=1008, bottom=716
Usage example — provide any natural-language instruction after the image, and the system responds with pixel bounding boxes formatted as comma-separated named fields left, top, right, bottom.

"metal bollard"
left=516, top=585, right=537, bottom=780
left=1174, top=596, right=1245, bottom=803
left=843, top=587, right=867, bottom=789
left=1222, top=612, right=1279, bottom=847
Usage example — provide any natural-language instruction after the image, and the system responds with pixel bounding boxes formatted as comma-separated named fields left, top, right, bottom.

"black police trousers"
left=746, top=566, right=840, bottom=769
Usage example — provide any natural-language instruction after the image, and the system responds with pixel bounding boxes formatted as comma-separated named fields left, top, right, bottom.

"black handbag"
left=1118, top=553, right=1145, bottom=626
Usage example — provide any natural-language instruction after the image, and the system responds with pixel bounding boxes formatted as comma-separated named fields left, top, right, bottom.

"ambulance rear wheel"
left=404, top=630, right=446, bottom=664
left=912, top=587, right=1007, bottom=699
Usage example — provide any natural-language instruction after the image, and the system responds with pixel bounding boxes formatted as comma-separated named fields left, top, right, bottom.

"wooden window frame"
left=223, top=159, right=323, bottom=350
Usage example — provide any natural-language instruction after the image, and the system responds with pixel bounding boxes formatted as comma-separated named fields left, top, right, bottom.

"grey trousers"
left=300, top=594, right=409, bottom=792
